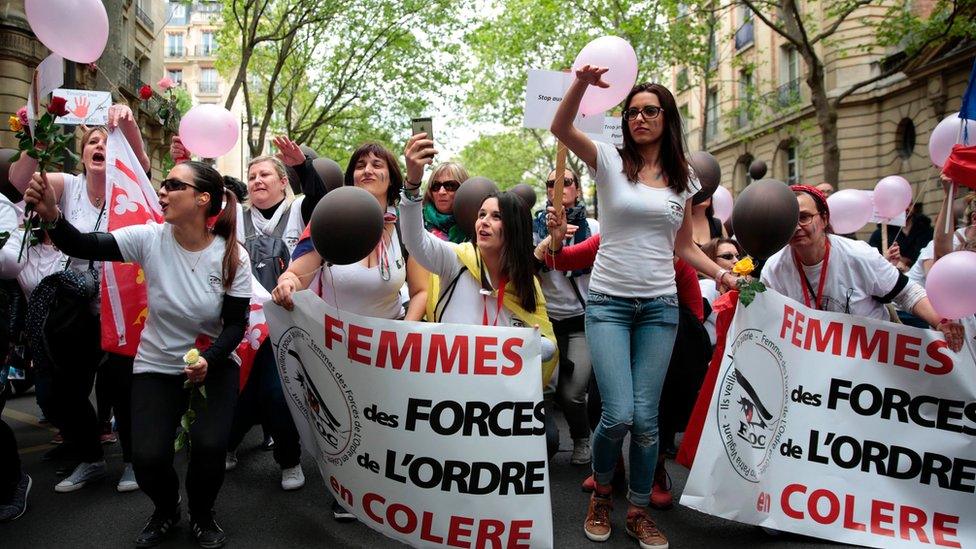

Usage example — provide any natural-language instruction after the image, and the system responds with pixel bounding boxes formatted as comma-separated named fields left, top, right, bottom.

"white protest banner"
left=36, top=53, right=64, bottom=99
left=523, top=69, right=603, bottom=133
left=866, top=190, right=907, bottom=226
left=586, top=115, right=623, bottom=146
left=53, top=89, right=111, bottom=125
left=682, top=290, right=976, bottom=549
left=267, top=291, right=553, bottom=549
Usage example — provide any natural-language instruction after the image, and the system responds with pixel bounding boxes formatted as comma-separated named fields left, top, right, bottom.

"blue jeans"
left=586, top=291, right=679, bottom=507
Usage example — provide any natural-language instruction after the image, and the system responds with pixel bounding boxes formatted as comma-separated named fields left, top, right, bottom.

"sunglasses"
left=160, top=178, right=202, bottom=192
left=623, top=105, right=664, bottom=121
left=546, top=178, right=577, bottom=188
left=430, top=180, right=460, bottom=192
left=717, top=253, right=740, bottom=261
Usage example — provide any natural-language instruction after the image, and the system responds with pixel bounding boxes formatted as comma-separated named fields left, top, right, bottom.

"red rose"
left=47, top=96, right=69, bottom=117
left=139, top=85, right=153, bottom=100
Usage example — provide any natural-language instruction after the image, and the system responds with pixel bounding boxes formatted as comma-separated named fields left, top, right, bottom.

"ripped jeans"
left=585, top=291, right=678, bottom=507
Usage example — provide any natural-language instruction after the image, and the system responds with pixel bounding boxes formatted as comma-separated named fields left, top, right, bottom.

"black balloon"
left=312, top=157, right=344, bottom=193
left=748, top=159, right=767, bottom=180
left=730, top=178, right=798, bottom=259
left=0, top=148, right=22, bottom=202
left=510, top=183, right=537, bottom=210
left=454, top=176, right=499, bottom=238
left=309, top=186, right=384, bottom=265
left=299, top=145, right=318, bottom=160
left=689, top=151, right=721, bottom=205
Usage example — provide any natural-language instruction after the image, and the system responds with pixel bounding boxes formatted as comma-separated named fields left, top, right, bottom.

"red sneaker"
left=100, top=424, right=118, bottom=445
left=582, top=455, right=627, bottom=492
left=650, top=465, right=673, bottom=510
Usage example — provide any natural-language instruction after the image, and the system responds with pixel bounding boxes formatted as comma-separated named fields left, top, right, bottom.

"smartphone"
left=411, top=117, right=433, bottom=142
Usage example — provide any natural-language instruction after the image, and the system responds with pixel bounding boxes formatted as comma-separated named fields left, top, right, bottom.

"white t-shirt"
left=236, top=196, right=306, bottom=256
left=699, top=279, right=719, bottom=346
left=59, top=173, right=106, bottom=276
left=587, top=142, right=701, bottom=298
left=113, top=223, right=252, bottom=375
left=313, top=221, right=407, bottom=320
left=761, top=234, right=901, bottom=321
left=907, top=240, right=934, bottom=287
left=0, top=194, right=20, bottom=233
left=0, top=230, right=68, bottom=296
left=535, top=218, right=600, bottom=321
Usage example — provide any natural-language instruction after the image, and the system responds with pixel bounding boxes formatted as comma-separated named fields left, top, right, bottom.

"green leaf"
left=180, top=413, right=191, bottom=432
left=174, top=431, right=187, bottom=451
left=199, top=386, right=207, bottom=399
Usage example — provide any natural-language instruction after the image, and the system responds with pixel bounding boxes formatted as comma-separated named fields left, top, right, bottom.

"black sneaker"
left=331, top=500, right=357, bottom=523
left=0, top=473, right=32, bottom=522
left=135, top=507, right=180, bottom=548
left=261, top=435, right=275, bottom=451
left=191, top=512, right=227, bottom=548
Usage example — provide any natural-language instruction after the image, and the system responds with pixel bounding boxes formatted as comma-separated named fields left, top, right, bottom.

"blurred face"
left=430, top=170, right=460, bottom=214
left=790, top=193, right=827, bottom=249
left=247, top=160, right=287, bottom=209
left=625, top=92, right=664, bottom=146
left=714, top=242, right=740, bottom=270
left=81, top=130, right=108, bottom=176
left=546, top=169, right=578, bottom=208
left=475, top=197, right=504, bottom=254
left=158, top=164, right=207, bottom=224
left=353, top=152, right=390, bottom=205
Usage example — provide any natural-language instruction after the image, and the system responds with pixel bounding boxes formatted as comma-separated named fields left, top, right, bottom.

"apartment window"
left=200, top=68, right=218, bottom=93
left=705, top=88, right=719, bottom=142
left=678, top=103, right=691, bottom=136
left=778, top=46, right=801, bottom=107
left=165, top=34, right=184, bottom=57
left=167, top=1, right=187, bottom=25
left=708, top=32, right=718, bottom=70
left=737, top=70, right=753, bottom=128
left=735, top=5, right=754, bottom=50
left=896, top=118, right=916, bottom=160
left=785, top=144, right=799, bottom=184
left=676, top=68, right=690, bottom=91
left=200, top=31, right=216, bottom=56
left=167, top=69, right=183, bottom=85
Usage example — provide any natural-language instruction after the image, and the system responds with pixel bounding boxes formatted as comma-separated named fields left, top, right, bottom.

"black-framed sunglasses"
left=623, top=105, right=664, bottom=121
left=160, top=178, right=202, bottom=192
left=430, top=180, right=460, bottom=192
left=717, top=253, right=740, bottom=261
left=546, top=178, right=577, bottom=188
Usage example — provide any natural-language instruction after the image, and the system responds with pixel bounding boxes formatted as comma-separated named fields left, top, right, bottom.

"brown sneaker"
left=583, top=492, right=613, bottom=542
left=626, top=510, right=669, bottom=549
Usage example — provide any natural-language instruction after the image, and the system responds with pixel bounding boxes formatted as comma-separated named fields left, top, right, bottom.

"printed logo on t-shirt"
left=207, top=272, right=223, bottom=293
left=665, top=198, right=685, bottom=226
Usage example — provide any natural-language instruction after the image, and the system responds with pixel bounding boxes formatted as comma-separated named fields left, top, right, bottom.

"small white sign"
left=864, top=190, right=907, bottom=226
left=36, top=54, right=64, bottom=99
left=52, top=89, right=112, bottom=125
left=523, top=69, right=603, bottom=133
left=587, top=115, right=623, bottom=146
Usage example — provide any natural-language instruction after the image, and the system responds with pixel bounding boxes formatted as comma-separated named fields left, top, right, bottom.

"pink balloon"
left=827, top=189, right=873, bottom=234
left=873, top=175, right=912, bottom=220
left=925, top=251, right=976, bottom=320
left=571, top=36, right=638, bottom=116
left=929, top=112, right=976, bottom=168
left=711, top=185, right=733, bottom=223
left=25, top=0, right=109, bottom=63
left=179, top=105, right=240, bottom=159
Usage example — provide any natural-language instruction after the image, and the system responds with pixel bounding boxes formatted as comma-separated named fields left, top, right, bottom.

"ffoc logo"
left=717, top=328, right=789, bottom=483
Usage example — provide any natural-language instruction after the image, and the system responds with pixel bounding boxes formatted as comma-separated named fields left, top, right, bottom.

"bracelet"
left=403, top=180, right=422, bottom=191
left=714, top=268, right=729, bottom=291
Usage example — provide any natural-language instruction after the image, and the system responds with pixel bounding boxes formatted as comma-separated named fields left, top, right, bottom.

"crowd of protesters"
left=1, top=66, right=973, bottom=549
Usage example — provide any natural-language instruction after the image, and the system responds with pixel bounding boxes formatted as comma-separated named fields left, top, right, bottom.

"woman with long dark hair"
left=552, top=71, right=738, bottom=548
left=24, top=160, right=250, bottom=549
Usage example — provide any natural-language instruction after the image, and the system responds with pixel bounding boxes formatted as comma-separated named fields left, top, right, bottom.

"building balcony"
left=194, top=45, right=217, bottom=57
left=735, top=21, right=754, bottom=51
left=198, top=81, right=219, bottom=94
left=135, top=4, right=154, bottom=32
left=165, top=48, right=185, bottom=58
left=776, top=79, right=801, bottom=107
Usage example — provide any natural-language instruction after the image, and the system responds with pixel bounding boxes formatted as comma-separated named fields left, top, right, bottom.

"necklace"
left=186, top=249, right=205, bottom=272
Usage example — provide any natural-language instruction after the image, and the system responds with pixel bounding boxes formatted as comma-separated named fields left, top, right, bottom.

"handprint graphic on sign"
left=71, top=96, right=89, bottom=119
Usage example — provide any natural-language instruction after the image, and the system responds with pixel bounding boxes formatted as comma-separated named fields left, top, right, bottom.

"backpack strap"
left=433, top=266, right=468, bottom=323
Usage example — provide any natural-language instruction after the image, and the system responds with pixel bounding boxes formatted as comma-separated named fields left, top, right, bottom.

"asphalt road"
left=1, top=390, right=853, bottom=548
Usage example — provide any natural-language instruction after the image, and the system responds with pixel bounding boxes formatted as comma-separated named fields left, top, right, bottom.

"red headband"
left=790, top=184, right=830, bottom=219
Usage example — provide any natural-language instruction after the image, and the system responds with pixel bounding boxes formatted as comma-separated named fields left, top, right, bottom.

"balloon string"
left=324, top=263, right=348, bottom=355
left=890, top=171, right=937, bottom=244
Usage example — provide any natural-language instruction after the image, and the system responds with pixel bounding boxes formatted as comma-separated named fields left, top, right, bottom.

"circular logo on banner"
left=716, top=328, right=789, bottom=483
left=275, top=326, right=360, bottom=465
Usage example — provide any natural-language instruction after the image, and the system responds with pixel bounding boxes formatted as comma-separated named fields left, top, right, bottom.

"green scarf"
left=423, top=202, right=467, bottom=243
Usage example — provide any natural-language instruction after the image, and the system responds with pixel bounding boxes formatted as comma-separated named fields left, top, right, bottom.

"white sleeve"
left=0, top=196, right=19, bottom=233
left=112, top=223, right=158, bottom=264
left=587, top=141, right=621, bottom=186
left=857, top=241, right=901, bottom=298
left=0, top=230, right=26, bottom=279
left=228, top=246, right=252, bottom=298
left=893, top=281, right=926, bottom=313
left=398, top=194, right=462, bottom=279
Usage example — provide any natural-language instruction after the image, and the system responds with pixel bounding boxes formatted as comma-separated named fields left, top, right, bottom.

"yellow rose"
left=732, top=256, right=755, bottom=277
left=8, top=115, right=23, bottom=133
left=183, top=348, right=200, bottom=365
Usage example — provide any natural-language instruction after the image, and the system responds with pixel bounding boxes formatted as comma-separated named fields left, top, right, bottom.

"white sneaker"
left=55, top=461, right=106, bottom=493
left=571, top=437, right=592, bottom=465
left=224, top=451, right=238, bottom=472
left=281, top=465, right=305, bottom=491
left=117, top=463, right=139, bottom=493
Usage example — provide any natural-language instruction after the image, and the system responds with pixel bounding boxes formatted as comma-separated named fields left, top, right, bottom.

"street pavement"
left=1, top=390, right=852, bottom=548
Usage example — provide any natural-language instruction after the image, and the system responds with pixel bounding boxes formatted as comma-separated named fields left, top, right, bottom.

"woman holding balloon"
left=551, top=62, right=737, bottom=546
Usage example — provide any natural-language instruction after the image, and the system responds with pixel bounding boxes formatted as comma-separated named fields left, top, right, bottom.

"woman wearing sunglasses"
left=24, top=161, right=250, bottom=549
left=422, top=162, right=469, bottom=243
left=699, top=238, right=743, bottom=346
left=551, top=68, right=738, bottom=549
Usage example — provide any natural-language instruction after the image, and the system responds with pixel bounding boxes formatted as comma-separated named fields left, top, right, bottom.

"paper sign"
left=587, top=115, right=623, bottom=146
left=523, top=69, right=603, bottom=133
left=864, top=190, right=907, bottom=226
left=53, top=89, right=112, bottom=125
left=36, top=54, right=64, bottom=99
left=26, top=85, right=37, bottom=139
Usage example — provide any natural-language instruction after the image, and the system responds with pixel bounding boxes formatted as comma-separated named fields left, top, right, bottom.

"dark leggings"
left=98, top=353, right=134, bottom=462
left=49, top=316, right=103, bottom=463
left=131, top=361, right=238, bottom=519
left=0, top=419, right=19, bottom=502
left=227, top=342, right=301, bottom=468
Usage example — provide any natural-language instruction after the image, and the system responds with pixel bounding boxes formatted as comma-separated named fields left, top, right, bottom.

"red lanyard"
left=792, top=238, right=831, bottom=310
left=482, top=280, right=507, bottom=327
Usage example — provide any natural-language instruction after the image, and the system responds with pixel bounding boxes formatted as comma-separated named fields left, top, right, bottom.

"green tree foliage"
left=456, top=130, right=553, bottom=189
